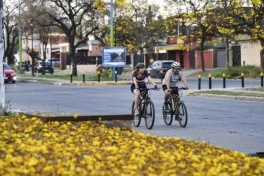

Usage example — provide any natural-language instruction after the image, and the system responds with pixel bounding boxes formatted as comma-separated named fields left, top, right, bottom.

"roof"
left=156, top=44, right=187, bottom=51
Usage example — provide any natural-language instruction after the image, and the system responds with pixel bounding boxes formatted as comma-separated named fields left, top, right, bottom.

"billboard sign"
left=102, top=46, right=126, bottom=67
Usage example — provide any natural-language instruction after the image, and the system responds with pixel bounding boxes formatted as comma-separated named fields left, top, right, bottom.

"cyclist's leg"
left=131, top=84, right=141, bottom=111
left=163, top=85, right=171, bottom=109
left=133, top=90, right=140, bottom=111
left=172, top=88, right=179, bottom=115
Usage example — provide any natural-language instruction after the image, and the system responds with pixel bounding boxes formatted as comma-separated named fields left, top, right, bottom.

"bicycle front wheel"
left=132, top=101, right=141, bottom=127
left=144, top=100, right=155, bottom=129
left=163, top=101, right=173, bottom=125
left=178, top=102, right=188, bottom=127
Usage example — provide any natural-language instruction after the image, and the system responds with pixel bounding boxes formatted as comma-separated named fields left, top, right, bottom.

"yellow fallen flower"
left=0, top=114, right=263, bottom=176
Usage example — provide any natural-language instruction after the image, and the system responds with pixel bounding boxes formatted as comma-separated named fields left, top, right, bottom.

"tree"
left=164, top=0, right=218, bottom=71
left=3, top=0, right=19, bottom=64
left=23, top=0, right=101, bottom=76
left=44, top=0, right=100, bottom=76
left=230, top=0, right=264, bottom=69
left=117, top=0, right=161, bottom=67
left=21, top=4, right=53, bottom=75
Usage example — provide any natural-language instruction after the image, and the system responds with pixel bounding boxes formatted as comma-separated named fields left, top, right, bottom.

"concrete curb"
left=18, top=79, right=163, bottom=86
left=54, top=82, right=132, bottom=86
left=20, top=113, right=133, bottom=130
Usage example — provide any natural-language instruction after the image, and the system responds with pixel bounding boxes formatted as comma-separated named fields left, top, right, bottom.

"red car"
left=4, top=63, right=16, bottom=83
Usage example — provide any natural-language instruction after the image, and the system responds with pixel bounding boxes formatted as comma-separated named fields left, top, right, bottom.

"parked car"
left=4, top=63, right=16, bottom=83
left=46, top=58, right=60, bottom=67
left=147, top=60, right=175, bottom=78
left=14, top=61, right=30, bottom=72
left=34, top=61, right=54, bottom=73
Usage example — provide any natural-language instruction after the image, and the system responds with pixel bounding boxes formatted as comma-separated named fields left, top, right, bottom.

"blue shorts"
left=131, top=84, right=147, bottom=94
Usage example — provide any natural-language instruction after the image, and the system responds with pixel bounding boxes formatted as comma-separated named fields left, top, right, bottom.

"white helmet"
left=135, top=62, right=145, bottom=69
left=171, top=62, right=181, bottom=68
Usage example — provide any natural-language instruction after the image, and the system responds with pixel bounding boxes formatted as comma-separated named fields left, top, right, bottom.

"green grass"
left=17, top=73, right=129, bottom=81
left=245, top=87, right=264, bottom=92
left=192, top=66, right=264, bottom=79
left=198, top=90, right=264, bottom=97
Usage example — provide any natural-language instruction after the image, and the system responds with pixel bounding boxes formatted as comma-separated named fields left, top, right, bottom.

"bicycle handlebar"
left=170, top=87, right=188, bottom=90
left=168, top=87, right=188, bottom=94
left=179, top=87, right=188, bottom=90
left=139, top=87, right=160, bottom=91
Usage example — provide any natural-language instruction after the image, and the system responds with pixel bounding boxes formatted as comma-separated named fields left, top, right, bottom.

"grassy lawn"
left=17, top=73, right=129, bottom=81
left=191, top=66, right=264, bottom=79
left=197, top=90, right=264, bottom=97
left=245, top=87, right=264, bottom=92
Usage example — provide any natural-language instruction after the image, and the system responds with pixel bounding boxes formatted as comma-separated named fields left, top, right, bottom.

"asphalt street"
left=5, top=81, right=264, bottom=154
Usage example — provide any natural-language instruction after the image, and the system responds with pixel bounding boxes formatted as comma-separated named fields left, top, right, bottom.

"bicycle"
left=163, top=87, right=188, bottom=127
left=131, top=87, right=159, bottom=129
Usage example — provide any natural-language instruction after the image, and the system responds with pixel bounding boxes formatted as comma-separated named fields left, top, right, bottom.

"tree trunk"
left=260, top=48, right=264, bottom=70
left=226, top=35, right=230, bottom=68
left=42, top=51, right=47, bottom=75
left=69, top=42, right=77, bottom=76
left=200, top=41, right=205, bottom=72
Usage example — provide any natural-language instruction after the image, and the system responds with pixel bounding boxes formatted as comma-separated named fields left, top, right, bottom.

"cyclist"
left=162, top=62, right=189, bottom=111
left=131, top=62, right=158, bottom=116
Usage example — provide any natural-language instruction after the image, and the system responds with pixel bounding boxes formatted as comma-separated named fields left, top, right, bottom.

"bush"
left=195, top=66, right=264, bottom=79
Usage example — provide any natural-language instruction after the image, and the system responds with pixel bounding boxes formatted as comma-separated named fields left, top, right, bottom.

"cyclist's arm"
left=132, top=77, right=138, bottom=88
left=165, top=71, right=171, bottom=90
left=180, top=74, right=189, bottom=89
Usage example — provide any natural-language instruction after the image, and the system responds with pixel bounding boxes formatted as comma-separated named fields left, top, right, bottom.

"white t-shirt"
left=163, top=69, right=182, bottom=87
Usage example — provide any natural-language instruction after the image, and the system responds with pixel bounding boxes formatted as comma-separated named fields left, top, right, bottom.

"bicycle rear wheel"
left=163, top=101, right=173, bottom=125
left=178, top=102, right=188, bottom=127
left=132, top=101, right=141, bottom=127
left=144, top=100, right=155, bottom=129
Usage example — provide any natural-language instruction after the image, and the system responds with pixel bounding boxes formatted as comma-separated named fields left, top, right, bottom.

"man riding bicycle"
left=131, top=63, right=158, bottom=116
left=162, top=62, right=189, bottom=110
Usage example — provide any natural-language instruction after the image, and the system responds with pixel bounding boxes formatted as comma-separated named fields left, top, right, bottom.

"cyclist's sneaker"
left=134, top=109, right=139, bottom=116
left=175, top=115, right=179, bottom=121
left=164, top=102, right=169, bottom=110
left=175, top=114, right=182, bottom=121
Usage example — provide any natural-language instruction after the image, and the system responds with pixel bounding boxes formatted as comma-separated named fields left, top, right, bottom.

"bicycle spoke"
left=163, top=101, right=173, bottom=125
left=132, top=101, right=141, bottom=127
left=178, top=102, right=188, bottom=127
left=145, top=101, right=155, bottom=129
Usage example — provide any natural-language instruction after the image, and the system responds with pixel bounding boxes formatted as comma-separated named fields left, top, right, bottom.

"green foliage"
left=194, top=66, right=264, bottom=79
left=4, top=99, right=17, bottom=116
left=245, top=87, right=264, bottom=91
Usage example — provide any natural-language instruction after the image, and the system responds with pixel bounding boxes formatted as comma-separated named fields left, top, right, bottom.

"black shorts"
left=162, top=85, right=178, bottom=94
left=131, top=84, right=147, bottom=94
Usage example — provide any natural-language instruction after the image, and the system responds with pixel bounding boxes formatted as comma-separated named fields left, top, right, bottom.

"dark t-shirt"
left=132, top=70, right=149, bottom=87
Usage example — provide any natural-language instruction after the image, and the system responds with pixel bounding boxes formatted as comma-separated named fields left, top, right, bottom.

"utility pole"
left=50, top=27, right=53, bottom=74
left=0, top=0, right=5, bottom=114
left=31, top=23, right=35, bottom=76
left=110, top=0, right=115, bottom=79
left=18, top=0, right=23, bottom=74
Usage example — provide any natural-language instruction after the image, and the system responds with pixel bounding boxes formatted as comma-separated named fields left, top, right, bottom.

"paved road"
left=5, top=82, right=264, bottom=154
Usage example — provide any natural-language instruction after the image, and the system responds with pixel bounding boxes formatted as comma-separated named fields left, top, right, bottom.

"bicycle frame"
left=167, top=87, right=185, bottom=113
left=163, top=87, right=188, bottom=127
left=132, top=87, right=159, bottom=129
left=167, top=94, right=180, bottom=113
left=138, top=89, right=151, bottom=117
